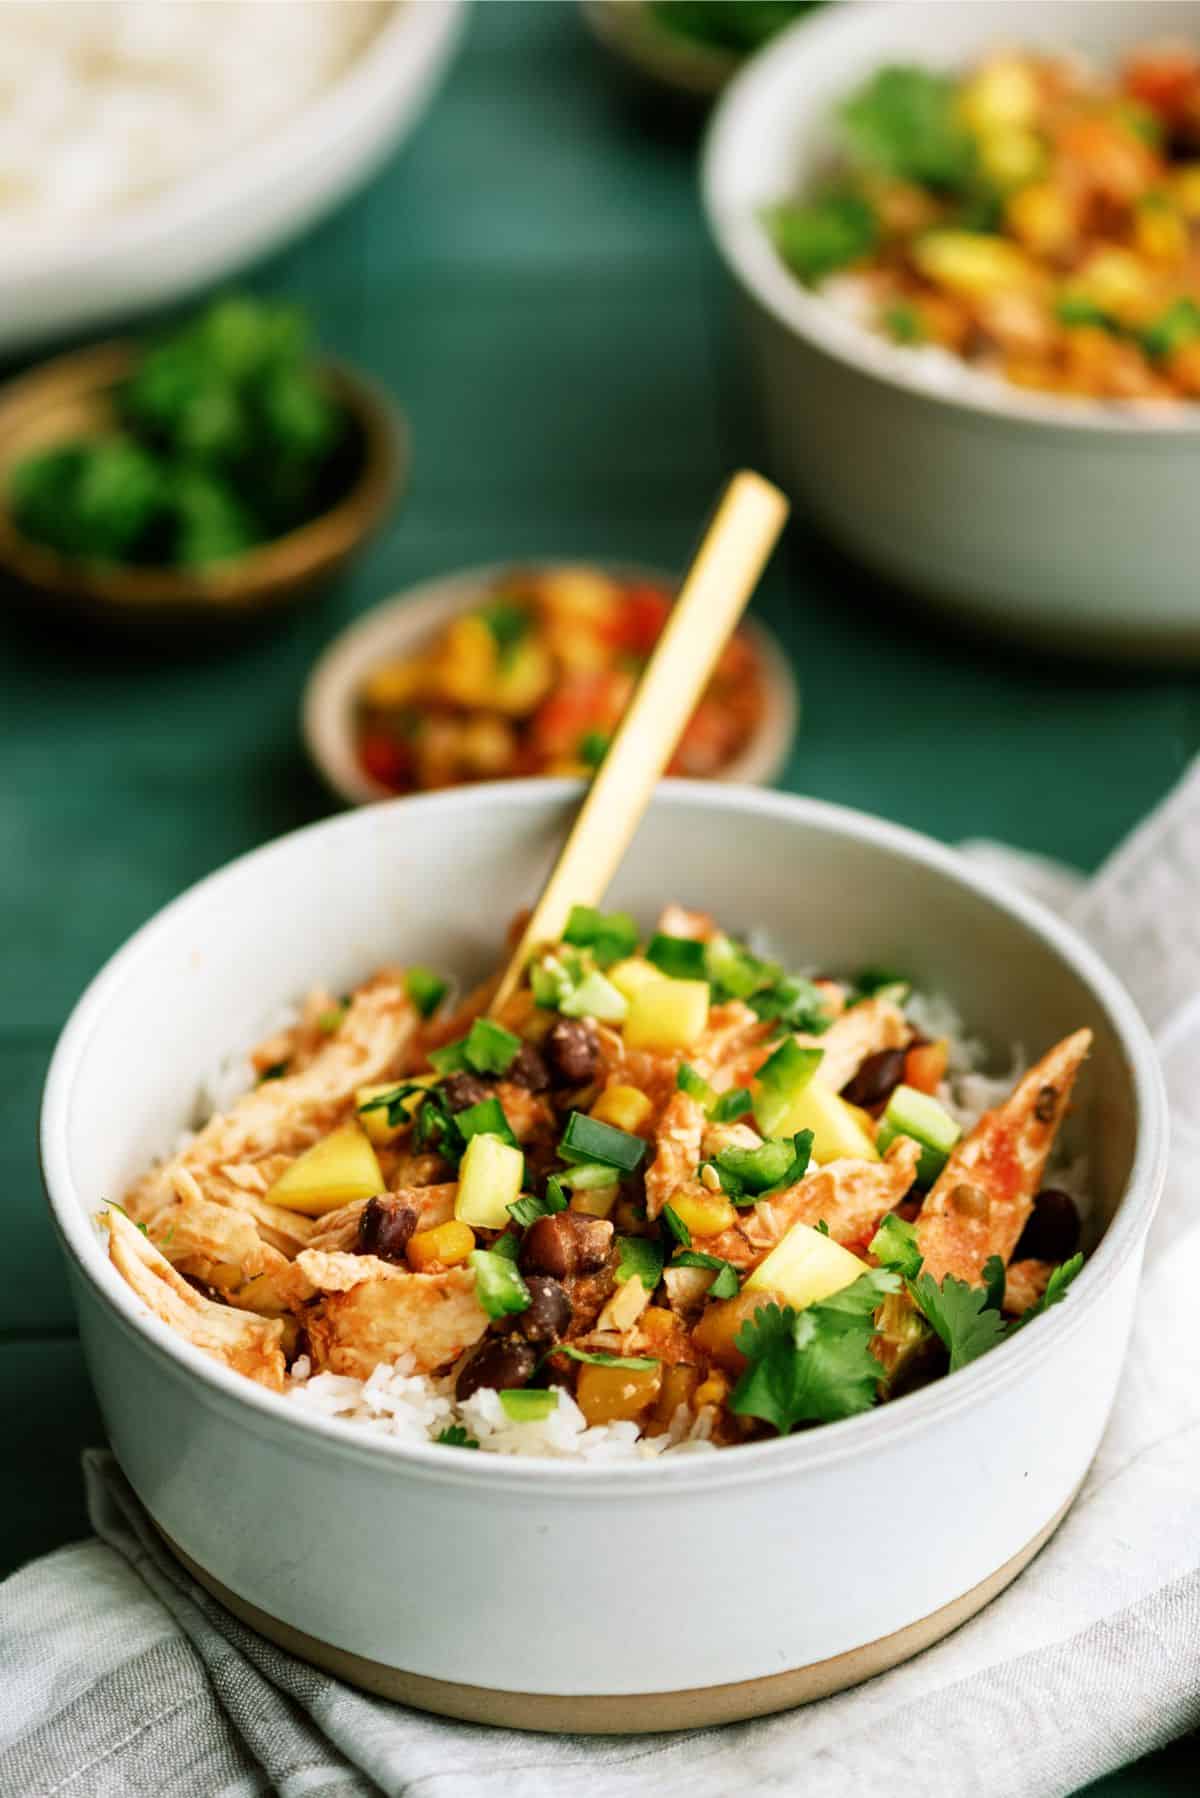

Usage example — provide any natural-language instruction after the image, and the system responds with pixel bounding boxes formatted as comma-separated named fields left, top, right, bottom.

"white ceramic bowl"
left=0, top=0, right=466, bottom=355
left=302, top=563, right=799, bottom=804
left=41, top=784, right=1166, bottom=1729
left=703, top=1, right=1200, bottom=658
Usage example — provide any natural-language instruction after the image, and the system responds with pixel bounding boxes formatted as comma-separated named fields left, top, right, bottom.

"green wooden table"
left=1, top=6, right=1194, bottom=1790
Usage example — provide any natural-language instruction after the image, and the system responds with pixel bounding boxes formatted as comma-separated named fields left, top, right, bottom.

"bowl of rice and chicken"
left=41, top=781, right=1165, bottom=1728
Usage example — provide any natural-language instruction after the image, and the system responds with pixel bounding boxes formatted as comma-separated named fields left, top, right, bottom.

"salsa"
left=354, top=566, right=768, bottom=795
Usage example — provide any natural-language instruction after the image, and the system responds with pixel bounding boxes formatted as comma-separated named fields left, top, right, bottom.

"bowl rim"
left=40, top=779, right=1169, bottom=1493
left=301, top=559, right=799, bottom=805
left=0, top=342, right=405, bottom=611
left=701, top=0, right=1200, bottom=443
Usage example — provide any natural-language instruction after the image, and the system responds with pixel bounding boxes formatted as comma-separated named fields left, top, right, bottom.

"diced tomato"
left=530, top=670, right=633, bottom=758
left=603, top=584, right=672, bottom=656
left=1124, top=44, right=1200, bottom=126
left=905, top=1038, right=949, bottom=1095
left=358, top=731, right=413, bottom=791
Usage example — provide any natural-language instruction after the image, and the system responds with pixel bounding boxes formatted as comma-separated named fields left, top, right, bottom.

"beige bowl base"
left=162, top=1493, right=1071, bottom=1735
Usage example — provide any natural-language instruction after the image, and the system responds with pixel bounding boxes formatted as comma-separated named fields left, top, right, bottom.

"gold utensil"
left=491, top=468, right=789, bottom=1013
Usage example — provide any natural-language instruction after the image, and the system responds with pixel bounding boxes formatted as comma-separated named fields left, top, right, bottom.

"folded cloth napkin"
left=5, top=772, right=1200, bottom=1798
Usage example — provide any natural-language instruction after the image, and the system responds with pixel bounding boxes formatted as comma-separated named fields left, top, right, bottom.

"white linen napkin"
left=4, top=769, right=1200, bottom=1798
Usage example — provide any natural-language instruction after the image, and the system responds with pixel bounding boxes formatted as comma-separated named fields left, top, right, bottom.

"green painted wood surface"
left=0, top=5, right=1194, bottom=1786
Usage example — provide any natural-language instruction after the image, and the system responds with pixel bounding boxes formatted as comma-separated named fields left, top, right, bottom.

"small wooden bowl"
left=0, top=341, right=404, bottom=633
left=302, top=560, right=800, bottom=805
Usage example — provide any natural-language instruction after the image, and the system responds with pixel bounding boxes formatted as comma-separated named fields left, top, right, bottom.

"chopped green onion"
left=646, top=933, right=708, bottom=981
left=553, top=1346, right=658, bottom=1371
left=491, top=1231, right=522, bottom=1262
left=676, top=1063, right=715, bottom=1106
left=405, top=967, right=448, bottom=1017
left=428, top=1038, right=471, bottom=1075
left=463, top=1017, right=522, bottom=1076
left=749, top=973, right=831, bottom=1035
left=562, top=905, right=639, bottom=969
left=480, top=599, right=530, bottom=661
left=469, top=1248, right=531, bottom=1319
left=1141, top=297, right=1200, bottom=361
left=558, top=968, right=628, bottom=1023
left=559, top=1110, right=646, bottom=1173
left=553, top=1159, right=622, bottom=1192
left=1056, top=294, right=1113, bottom=330
left=508, top=1185, right=567, bottom=1227
left=317, top=1005, right=346, bottom=1034
left=257, top=1061, right=288, bottom=1083
left=662, top=1203, right=691, bottom=1247
left=356, top=1082, right=427, bottom=1130
left=704, top=932, right=775, bottom=1002
left=454, top=1096, right=519, bottom=1149
left=768, top=192, right=879, bottom=284
left=499, top=1389, right=558, bottom=1421
left=673, top=1250, right=740, bottom=1299
left=754, top=1039, right=824, bottom=1135
left=616, top=1236, right=665, bottom=1290
left=709, top=1087, right=753, bottom=1124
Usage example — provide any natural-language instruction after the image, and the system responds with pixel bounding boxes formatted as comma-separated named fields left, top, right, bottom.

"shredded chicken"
left=917, top=1029, right=1092, bottom=1284
left=298, top=1252, right=487, bottom=1378
left=701, top=1138, right=923, bottom=1271
left=106, top=1207, right=285, bottom=1389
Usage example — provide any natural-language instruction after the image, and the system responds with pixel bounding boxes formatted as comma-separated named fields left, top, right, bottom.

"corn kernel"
left=911, top=232, right=1038, bottom=298
left=490, top=639, right=554, bottom=715
left=1006, top=183, right=1074, bottom=259
left=1134, top=200, right=1188, bottom=264
left=591, top=1084, right=653, bottom=1134
left=1064, top=249, right=1150, bottom=324
left=669, top=1189, right=737, bottom=1238
left=978, top=127, right=1044, bottom=191
left=957, top=56, right=1040, bottom=134
left=361, top=658, right=430, bottom=708
left=407, top=1219, right=475, bottom=1270
left=1172, top=165, right=1200, bottom=219
left=435, top=615, right=497, bottom=708
left=694, top=1371, right=731, bottom=1411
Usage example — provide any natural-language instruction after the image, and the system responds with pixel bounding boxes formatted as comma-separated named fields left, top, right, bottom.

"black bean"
left=520, top=1212, right=613, bottom=1279
left=441, top=1071, right=492, bottom=1113
left=506, top=1041, right=551, bottom=1091
left=356, top=1196, right=418, bottom=1262
left=1014, top=1189, right=1081, bottom=1263
left=544, top=1018, right=600, bottom=1087
left=841, top=1047, right=907, bottom=1111
left=455, top=1336, right=538, bottom=1400
left=520, top=1274, right=572, bottom=1343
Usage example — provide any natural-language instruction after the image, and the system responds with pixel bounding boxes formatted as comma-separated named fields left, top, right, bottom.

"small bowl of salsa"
left=302, top=561, right=798, bottom=804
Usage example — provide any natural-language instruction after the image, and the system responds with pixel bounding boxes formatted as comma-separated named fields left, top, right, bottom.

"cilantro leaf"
left=1005, top=1254, right=1084, bottom=1335
left=730, top=1299, right=884, bottom=1432
left=869, top=1212, right=923, bottom=1279
left=435, top=1425, right=479, bottom=1449
left=909, top=1271, right=1006, bottom=1372
left=841, top=65, right=977, bottom=191
left=982, top=1254, right=1006, bottom=1312
left=672, top=1249, right=740, bottom=1299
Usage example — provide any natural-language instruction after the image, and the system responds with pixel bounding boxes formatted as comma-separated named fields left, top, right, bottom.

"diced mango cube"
left=265, top=1122, right=383, bottom=1217
left=746, top=1223, right=865, bottom=1310
left=455, top=1132, right=525, bottom=1230
left=435, top=614, right=498, bottom=708
left=591, top=1084, right=653, bottom=1134
left=569, top=1187, right=618, bottom=1219
left=490, top=639, right=554, bottom=716
left=356, top=1078, right=433, bottom=1147
left=764, top=1079, right=879, bottom=1165
left=608, top=957, right=661, bottom=1001
left=575, top=1360, right=661, bottom=1426
left=623, top=978, right=710, bottom=1052
left=407, top=1219, right=475, bottom=1270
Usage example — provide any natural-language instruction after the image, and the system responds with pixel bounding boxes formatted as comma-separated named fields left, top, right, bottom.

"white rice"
left=286, top=1355, right=719, bottom=1462
left=178, top=983, right=1084, bottom=1463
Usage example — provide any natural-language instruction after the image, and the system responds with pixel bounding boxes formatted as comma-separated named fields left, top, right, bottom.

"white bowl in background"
left=40, top=782, right=1166, bottom=1729
left=0, top=0, right=467, bottom=355
left=302, top=562, right=799, bottom=804
left=703, top=1, right=1200, bottom=659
